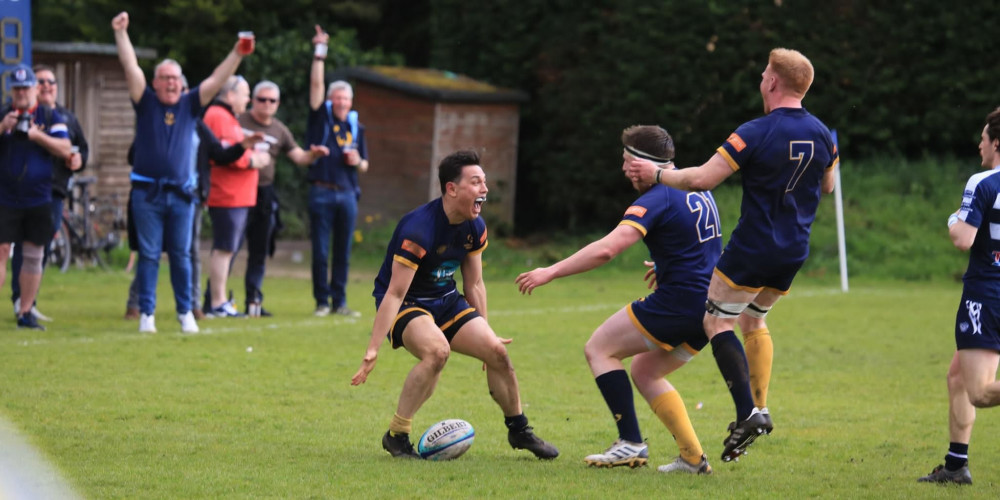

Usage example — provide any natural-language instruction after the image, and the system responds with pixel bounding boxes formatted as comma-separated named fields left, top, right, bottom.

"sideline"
left=0, top=417, right=82, bottom=500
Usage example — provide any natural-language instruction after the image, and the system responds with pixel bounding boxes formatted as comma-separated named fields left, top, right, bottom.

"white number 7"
left=786, top=141, right=815, bottom=193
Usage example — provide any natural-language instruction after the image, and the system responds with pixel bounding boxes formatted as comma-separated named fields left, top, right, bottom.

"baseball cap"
left=8, top=65, right=37, bottom=88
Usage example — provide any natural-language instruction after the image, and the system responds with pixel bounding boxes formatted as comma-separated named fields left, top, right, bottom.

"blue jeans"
left=131, top=185, right=195, bottom=315
left=126, top=203, right=202, bottom=312
left=11, top=197, right=62, bottom=303
left=308, top=184, right=357, bottom=308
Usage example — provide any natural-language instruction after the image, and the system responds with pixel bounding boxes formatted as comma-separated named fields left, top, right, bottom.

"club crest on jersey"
left=164, top=111, right=175, bottom=126
left=992, top=251, right=1000, bottom=267
left=625, top=205, right=647, bottom=218
left=463, top=235, right=474, bottom=250
left=726, top=133, right=747, bottom=152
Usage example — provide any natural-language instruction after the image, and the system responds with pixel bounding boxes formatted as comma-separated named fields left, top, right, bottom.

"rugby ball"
left=417, top=419, right=475, bottom=460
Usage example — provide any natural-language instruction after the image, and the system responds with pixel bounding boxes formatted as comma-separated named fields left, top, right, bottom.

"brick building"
left=332, top=66, right=528, bottom=233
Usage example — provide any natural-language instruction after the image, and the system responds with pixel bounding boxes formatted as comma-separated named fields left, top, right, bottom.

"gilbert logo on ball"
left=417, top=419, right=475, bottom=460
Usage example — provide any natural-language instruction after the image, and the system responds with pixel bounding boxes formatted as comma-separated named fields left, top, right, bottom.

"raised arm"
left=309, top=25, right=330, bottom=111
left=198, top=44, right=247, bottom=108
left=516, top=224, right=642, bottom=295
left=111, top=12, right=146, bottom=103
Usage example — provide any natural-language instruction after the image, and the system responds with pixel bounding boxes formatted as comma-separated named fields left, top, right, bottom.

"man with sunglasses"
left=8, top=65, right=89, bottom=323
left=237, top=80, right=329, bottom=317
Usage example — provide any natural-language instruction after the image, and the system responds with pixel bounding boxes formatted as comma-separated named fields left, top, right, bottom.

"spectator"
left=112, top=11, right=251, bottom=333
left=238, top=80, right=329, bottom=316
left=307, top=25, right=369, bottom=318
left=201, top=75, right=269, bottom=318
left=9, top=64, right=88, bottom=322
left=0, top=65, right=72, bottom=330
left=124, top=76, right=251, bottom=320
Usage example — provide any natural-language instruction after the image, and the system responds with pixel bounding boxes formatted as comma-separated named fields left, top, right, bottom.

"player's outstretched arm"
left=515, top=225, right=641, bottom=295
left=627, top=153, right=732, bottom=192
left=351, top=260, right=417, bottom=386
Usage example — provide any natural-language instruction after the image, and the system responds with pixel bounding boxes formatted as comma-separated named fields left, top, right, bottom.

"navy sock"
left=710, top=331, right=756, bottom=421
left=594, top=369, right=643, bottom=443
left=945, top=442, right=969, bottom=471
left=504, top=414, right=528, bottom=432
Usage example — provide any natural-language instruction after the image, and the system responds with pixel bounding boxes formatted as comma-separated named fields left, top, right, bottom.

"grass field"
left=1, top=257, right=999, bottom=499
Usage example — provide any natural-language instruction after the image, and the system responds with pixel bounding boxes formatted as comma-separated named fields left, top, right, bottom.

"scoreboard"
left=1, top=0, right=31, bottom=104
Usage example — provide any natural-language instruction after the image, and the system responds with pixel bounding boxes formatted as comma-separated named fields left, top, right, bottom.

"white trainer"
left=657, top=454, right=713, bottom=475
left=12, top=298, right=52, bottom=322
left=178, top=311, right=199, bottom=333
left=584, top=439, right=648, bottom=468
left=139, top=313, right=157, bottom=333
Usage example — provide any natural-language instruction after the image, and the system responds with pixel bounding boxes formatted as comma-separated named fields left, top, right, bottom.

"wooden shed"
left=32, top=41, right=157, bottom=205
left=331, top=66, right=528, bottom=233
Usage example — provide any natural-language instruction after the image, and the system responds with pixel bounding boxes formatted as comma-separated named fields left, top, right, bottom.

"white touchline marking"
left=0, top=416, right=83, bottom=500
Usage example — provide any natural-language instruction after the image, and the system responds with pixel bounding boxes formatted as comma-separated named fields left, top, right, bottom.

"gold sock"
left=389, top=413, right=413, bottom=436
left=650, top=390, right=703, bottom=464
left=742, top=327, right=773, bottom=408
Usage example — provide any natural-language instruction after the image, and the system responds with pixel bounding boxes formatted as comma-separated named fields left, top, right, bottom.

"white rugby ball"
left=417, top=419, right=475, bottom=460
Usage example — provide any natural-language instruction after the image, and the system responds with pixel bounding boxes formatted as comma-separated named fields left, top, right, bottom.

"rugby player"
left=626, top=48, right=839, bottom=461
left=516, top=125, right=719, bottom=474
left=919, top=107, right=1000, bottom=485
left=351, top=150, right=559, bottom=460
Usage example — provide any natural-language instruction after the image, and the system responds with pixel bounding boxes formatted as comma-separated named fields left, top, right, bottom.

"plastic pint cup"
left=238, top=31, right=255, bottom=55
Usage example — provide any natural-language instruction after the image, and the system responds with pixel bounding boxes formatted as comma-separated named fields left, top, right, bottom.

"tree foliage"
left=32, top=1, right=1000, bottom=234
left=429, top=0, right=998, bottom=232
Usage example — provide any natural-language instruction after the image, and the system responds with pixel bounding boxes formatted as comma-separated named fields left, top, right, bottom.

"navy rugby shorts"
left=375, top=291, right=481, bottom=349
left=955, top=291, right=1000, bottom=351
left=627, top=289, right=708, bottom=356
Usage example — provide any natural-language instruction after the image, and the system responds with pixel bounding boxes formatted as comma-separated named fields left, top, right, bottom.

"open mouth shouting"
left=473, top=196, right=487, bottom=214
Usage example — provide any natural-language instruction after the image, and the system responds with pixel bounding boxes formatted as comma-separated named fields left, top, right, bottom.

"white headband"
left=624, top=145, right=671, bottom=163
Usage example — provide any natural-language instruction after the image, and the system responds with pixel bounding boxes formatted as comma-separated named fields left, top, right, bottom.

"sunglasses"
left=255, top=97, right=278, bottom=103
left=38, top=79, right=58, bottom=85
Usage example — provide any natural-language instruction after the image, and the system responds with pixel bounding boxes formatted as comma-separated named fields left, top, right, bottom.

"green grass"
left=2, top=259, right=1000, bottom=498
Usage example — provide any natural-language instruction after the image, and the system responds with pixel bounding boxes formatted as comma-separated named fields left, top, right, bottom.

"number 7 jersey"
left=716, top=107, right=839, bottom=261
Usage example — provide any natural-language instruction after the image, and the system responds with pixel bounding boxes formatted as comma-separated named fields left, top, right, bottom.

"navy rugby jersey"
left=620, top=184, right=722, bottom=295
left=0, top=105, right=68, bottom=208
left=373, top=198, right=488, bottom=300
left=716, top=107, right=839, bottom=261
left=957, top=166, right=1000, bottom=298
left=131, top=86, right=203, bottom=185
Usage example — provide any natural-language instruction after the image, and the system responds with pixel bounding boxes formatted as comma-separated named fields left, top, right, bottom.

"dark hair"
left=32, top=64, right=55, bottom=76
left=438, top=150, right=482, bottom=193
left=621, top=125, right=675, bottom=160
left=987, top=107, right=1000, bottom=147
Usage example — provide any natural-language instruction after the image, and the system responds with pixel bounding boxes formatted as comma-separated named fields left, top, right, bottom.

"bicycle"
left=48, top=176, right=127, bottom=272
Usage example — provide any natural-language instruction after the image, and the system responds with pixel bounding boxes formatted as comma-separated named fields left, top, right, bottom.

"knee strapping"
left=706, top=299, right=748, bottom=319
left=21, top=244, right=44, bottom=275
left=744, top=302, right=771, bottom=319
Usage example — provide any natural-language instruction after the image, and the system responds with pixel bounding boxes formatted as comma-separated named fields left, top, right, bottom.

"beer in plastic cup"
left=238, top=31, right=255, bottom=55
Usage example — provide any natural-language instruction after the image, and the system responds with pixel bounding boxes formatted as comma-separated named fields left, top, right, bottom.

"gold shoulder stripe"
left=717, top=148, right=740, bottom=172
left=393, top=254, right=419, bottom=270
left=469, top=240, right=489, bottom=256
left=618, top=220, right=647, bottom=236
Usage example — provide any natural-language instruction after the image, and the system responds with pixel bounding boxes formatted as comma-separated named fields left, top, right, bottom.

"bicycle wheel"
left=49, top=220, right=72, bottom=273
